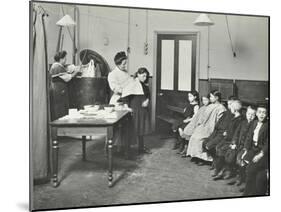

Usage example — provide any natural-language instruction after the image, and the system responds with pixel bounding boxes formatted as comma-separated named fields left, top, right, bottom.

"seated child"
left=181, top=95, right=210, bottom=140
left=184, top=90, right=226, bottom=161
left=172, top=90, right=199, bottom=150
left=242, top=104, right=268, bottom=196
left=209, top=100, right=244, bottom=180
left=226, top=105, right=257, bottom=186
left=176, top=95, right=210, bottom=155
left=200, top=96, right=237, bottom=165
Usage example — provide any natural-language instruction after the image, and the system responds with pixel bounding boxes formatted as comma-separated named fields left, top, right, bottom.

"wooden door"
left=156, top=34, right=197, bottom=131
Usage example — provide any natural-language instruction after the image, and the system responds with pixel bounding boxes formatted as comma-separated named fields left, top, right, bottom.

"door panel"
left=160, top=40, right=175, bottom=90
left=156, top=33, right=197, bottom=131
left=178, top=40, right=192, bottom=91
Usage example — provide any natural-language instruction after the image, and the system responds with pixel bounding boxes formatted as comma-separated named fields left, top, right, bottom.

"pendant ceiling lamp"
left=193, top=13, right=214, bottom=81
left=56, top=14, right=76, bottom=53
left=56, top=14, right=76, bottom=26
left=193, top=13, right=214, bottom=26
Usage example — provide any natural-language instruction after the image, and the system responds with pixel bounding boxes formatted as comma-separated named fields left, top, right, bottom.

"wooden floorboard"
left=33, top=134, right=242, bottom=210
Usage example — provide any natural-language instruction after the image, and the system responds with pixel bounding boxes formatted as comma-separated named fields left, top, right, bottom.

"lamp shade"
left=56, top=14, right=76, bottom=26
left=193, top=13, right=214, bottom=26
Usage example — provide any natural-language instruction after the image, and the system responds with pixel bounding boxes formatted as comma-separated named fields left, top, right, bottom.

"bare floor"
left=33, top=134, right=242, bottom=210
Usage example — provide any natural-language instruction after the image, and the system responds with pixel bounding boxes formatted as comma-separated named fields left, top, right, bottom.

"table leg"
left=52, top=140, right=59, bottom=187
left=82, top=135, right=86, bottom=161
left=124, top=116, right=130, bottom=159
left=104, top=135, right=108, bottom=157
left=118, top=123, right=123, bottom=153
left=108, top=139, right=113, bottom=187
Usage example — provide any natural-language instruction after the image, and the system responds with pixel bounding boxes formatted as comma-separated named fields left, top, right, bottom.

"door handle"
left=158, top=92, right=163, bottom=96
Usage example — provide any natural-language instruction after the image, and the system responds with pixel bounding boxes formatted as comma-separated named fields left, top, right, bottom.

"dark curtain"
left=31, top=5, right=50, bottom=181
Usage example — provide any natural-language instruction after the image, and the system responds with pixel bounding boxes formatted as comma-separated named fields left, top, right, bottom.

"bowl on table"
left=103, top=105, right=115, bottom=113
left=84, top=105, right=100, bottom=112
left=84, top=105, right=92, bottom=109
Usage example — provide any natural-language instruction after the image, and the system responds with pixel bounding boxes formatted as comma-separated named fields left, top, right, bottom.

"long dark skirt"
left=129, top=95, right=150, bottom=145
left=50, top=81, right=69, bottom=121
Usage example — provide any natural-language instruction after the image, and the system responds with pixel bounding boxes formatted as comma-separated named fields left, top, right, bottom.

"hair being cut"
left=54, top=50, right=67, bottom=62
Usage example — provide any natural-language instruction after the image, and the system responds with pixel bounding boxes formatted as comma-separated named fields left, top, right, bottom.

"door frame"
left=151, top=30, right=200, bottom=131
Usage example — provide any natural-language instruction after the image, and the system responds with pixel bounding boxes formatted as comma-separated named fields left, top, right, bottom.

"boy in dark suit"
left=202, top=96, right=236, bottom=167
left=210, top=100, right=244, bottom=180
left=226, top=105, right=256, bottom=185
left=242, top=104, right=268, bottom=196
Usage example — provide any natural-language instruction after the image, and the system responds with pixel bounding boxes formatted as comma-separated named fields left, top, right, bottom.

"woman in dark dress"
left=128, top=67, right=151, bottom=154
left=49, top=51, right=80, bottom=120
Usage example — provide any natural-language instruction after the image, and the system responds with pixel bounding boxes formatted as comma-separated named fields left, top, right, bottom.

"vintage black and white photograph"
left=30, top=0, right=269, bottom=211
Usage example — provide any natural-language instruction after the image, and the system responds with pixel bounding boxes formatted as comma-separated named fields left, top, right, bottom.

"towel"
left=121, top=79, right=144, bottom=98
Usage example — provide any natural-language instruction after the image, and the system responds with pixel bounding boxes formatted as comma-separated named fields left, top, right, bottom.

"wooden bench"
left=157, top=105, right=185, bottom=124
left=157, top=105, right=185, bottom=138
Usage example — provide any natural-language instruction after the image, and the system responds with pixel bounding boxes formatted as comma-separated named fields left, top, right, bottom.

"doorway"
left=155, top=33, right=198, bottom=131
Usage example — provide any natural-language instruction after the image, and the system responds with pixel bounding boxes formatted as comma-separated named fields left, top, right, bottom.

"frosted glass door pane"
left=161, top=40, right=174, bottom=90
left=178, top=40, right=192, bottom=91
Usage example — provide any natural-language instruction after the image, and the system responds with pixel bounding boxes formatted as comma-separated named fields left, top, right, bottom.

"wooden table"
left=50, top=110, right=131, bottom=188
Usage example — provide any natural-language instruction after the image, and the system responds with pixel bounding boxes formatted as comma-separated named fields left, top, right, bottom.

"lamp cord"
left=127, top=9, right=131, bottom=68
left=225, top=15, right=236, bottom=57
left=61, top=5, right=74, bottom=43
left=207, top=26, right=210, bottom=79
left=145, top=10, right=148, bottom=43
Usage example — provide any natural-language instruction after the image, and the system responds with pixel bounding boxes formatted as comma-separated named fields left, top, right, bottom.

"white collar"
left=115, top=66, right=128, bottom=73
left=53, top=62, right=65, bottom=68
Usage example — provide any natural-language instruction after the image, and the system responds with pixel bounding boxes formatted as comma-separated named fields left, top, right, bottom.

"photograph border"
left=29, top=0, right=270, bottom=211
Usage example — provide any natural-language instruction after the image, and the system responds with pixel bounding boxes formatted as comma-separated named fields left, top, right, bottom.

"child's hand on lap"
left=142, top=99, right=149, bottom=107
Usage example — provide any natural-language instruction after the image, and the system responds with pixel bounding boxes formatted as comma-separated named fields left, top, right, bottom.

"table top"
left=50, top=110, right=130, bottom=127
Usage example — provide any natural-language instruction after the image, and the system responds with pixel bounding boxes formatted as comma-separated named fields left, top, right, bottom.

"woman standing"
left=49, top=51, right=80, bottom=120
left=108, top=51, right=132, bottom=105
left=107, top=51, right=135, bottom=153
left=128, top=68, right=151, bottom=154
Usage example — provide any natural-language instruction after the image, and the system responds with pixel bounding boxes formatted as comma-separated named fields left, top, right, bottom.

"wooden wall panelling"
left=199, top=78, right=268, bottom=106
left=235, top=80, right=269, bottom=105
left=209, top=78, right=235, bottom=101
left=198, top=79, right=209, bottom=98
